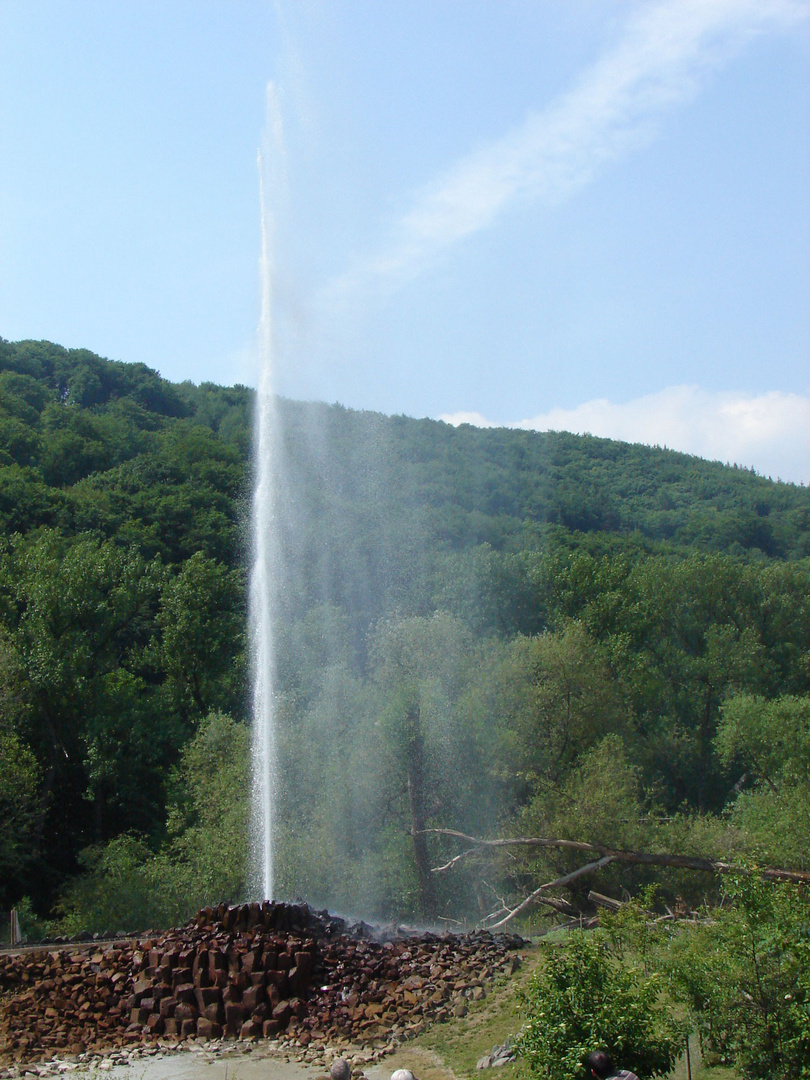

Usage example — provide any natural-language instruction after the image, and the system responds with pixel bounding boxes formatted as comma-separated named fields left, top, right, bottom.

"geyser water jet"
left=249, top=140, right=279, bottom=902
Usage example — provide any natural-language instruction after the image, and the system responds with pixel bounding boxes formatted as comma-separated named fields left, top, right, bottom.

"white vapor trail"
left=323, top=0, right=806, bottom=298
left=440, top=386, right=810, bottom=486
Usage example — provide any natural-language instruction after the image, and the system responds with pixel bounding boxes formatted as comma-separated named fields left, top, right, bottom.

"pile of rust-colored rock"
left=0, top=902, right=324, bottom=1060
left=0, top=945, right=127, bottom=1061
left=0, top=901, right=524, bottom=1065
left=301, top=930, right=523, bottom=1046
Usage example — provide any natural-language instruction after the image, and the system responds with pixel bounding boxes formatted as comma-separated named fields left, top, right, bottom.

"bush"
left=515, top=930, right=682, bottom=1080
left=664, top=875, right=810, bottom=1080
left=55, top=834, right=168, bottom=936
left=54, top=712, right=250, bottom=934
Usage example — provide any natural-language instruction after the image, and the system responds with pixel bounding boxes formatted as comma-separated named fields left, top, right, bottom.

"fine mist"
left=248, top=91, right=539, bottom=927
left=252, top=396, right=534, bottom=924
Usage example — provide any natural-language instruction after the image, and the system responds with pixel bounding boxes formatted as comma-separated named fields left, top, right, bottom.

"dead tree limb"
left=432, top=846, right=479, bottom=873
left=425, top=829, right=810, bottom=884
left=588, top=890, right=624, bottom=912
left=484, top=855, right=616, bottom=929
left=484, top=893, right=578, bottom=925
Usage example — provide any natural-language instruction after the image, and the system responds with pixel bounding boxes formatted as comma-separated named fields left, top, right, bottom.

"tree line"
left=0, top=337, right=808, bottom=935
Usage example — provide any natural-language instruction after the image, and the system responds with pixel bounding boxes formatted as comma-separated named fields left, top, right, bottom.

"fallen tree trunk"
left=588, top=890, right=624, bottom=912
left=426, top=828, right=810, bottom=885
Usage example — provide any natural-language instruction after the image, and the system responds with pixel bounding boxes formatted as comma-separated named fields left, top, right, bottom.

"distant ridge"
left=1, top=337, right=807, bottom=562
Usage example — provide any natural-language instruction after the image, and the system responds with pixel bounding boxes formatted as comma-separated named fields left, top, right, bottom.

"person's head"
left=330, top=1060, right=351, bottom=1080
left=588, top=1051, right=614, bottom=1079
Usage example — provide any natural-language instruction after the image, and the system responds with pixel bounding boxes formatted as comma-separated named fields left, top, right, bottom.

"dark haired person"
left=587, top=1051, right=639, bottom=1080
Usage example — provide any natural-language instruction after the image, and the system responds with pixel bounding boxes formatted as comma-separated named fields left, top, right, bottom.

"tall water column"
left=249, top=141, right=279, bottom=903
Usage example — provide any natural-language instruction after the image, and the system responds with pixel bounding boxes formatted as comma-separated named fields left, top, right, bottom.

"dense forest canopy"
left=0, top=337, right=808, bottom=932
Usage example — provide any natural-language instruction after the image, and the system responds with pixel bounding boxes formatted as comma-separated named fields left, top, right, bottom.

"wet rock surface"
left=0, top=902, right=524, bottom=1071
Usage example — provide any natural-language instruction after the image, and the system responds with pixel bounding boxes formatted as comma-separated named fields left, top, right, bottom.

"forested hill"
left=1, top=337, right=809, bottom=930
left=1, top=337, right=808, bottom=563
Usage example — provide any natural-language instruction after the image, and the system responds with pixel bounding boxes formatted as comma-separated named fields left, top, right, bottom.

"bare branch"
left=431, top=846, right=479, bottom=873
left=483, top=893, right=577, bottom=925
left=486, top=855, right=615, bottom=929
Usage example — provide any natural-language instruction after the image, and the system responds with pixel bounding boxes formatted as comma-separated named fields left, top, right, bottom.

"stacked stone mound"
left=0, top=901, right=523, bottom=1065
left=307, top=928, right=522, bottom=1045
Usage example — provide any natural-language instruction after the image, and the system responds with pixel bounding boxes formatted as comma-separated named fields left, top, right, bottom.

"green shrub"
left=55, top=834, right=168, bottom=935
left=664, top=875, right=810, bottom=1080
left=515, top=930, right=682, bottom=1080
left=54, top=711, right=250, bottom=934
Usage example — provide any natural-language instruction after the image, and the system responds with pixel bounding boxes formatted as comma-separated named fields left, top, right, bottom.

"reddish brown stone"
left=194, top=985, right=221, bottom=1010
left=208, top=948, right=227, bottom=976
left=159, top=997, right=176, bottom=1020
left=171, top=968, right=192, bottom=990
left=175, top=984, right=196, bottom=1005
left=294, top=952, right=314, bottom=978
left=240, top=1020, right=258, bottom=1040
left=266, top=970, right=288, bottom=996
left=0, top=900, right=523, bottom=1067
left=271, top=1002, right=292, bottom=1030
left=145, top=1015, right=164, bottom=1035
left=241, top=985, right=265, bottom=1011
left=224, top=1002, right=244, bottom=1036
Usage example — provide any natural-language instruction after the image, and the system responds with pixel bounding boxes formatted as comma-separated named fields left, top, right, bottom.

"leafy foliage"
left=55, top=712, right=250, bottom=934
left=0, top=732, right=42, bottom=908
left=664, top=877, right=810, bottom=1080
left=515, top=931, right=682, bottom=1080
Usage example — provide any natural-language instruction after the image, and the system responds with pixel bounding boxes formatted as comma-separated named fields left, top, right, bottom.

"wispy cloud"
left=440, top=386, right=810, bottom=485
left=324, top=0, right=806, bottom=299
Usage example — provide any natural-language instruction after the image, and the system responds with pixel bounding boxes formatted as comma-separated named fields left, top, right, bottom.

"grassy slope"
left=372, top=944, right=738, bottom=1080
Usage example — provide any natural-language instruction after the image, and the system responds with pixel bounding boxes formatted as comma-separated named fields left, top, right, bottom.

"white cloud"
left=324, top=0, right=807, bottom=299
left=439, top=386, right=810, bottom=485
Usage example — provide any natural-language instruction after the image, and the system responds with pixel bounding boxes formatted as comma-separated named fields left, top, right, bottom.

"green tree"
left=0, top=530, right=167, bottom=893
left=0, top=731, right=42, bottom=908
left=157, top=550, right=245, bottom=721
left=460, top=621, right=630, bottom=807
left=56, top=712, right=251, bottom=934
left=161, top=710, right=250, bottom=909
left=717, top=693, right=810, bottom=789
left=665, top=876, right=810, bottom=1080
left=717, top=693, right=810, bottom=869
left=370, top=614, right=474, bottom=919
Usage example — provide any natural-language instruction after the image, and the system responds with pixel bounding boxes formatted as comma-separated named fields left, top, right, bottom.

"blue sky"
left=1, top=1, right=808, bottom=481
